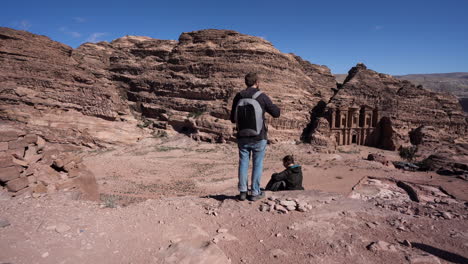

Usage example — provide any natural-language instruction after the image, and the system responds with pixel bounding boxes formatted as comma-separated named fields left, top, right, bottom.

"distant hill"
left=395, top=72, right=468, bottom=99
left=334, top=72, right=468, bottom=112
left=334, top=74, right=347, bottom=84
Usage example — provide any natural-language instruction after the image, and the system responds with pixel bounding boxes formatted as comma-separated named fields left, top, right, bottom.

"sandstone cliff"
left=0, top=27, right=336, bottom=144
left=0, top=27, right=145, bottom=146
left=309, top=63, right=467, bottom=151
left=0, top=27, right=466, bottom=149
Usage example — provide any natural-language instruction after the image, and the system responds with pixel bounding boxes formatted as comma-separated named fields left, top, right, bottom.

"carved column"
left=331, top=109, right=336, bottom=128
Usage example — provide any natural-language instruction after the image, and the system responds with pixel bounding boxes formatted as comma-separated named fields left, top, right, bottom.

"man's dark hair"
left=245, top=72, right=259, bottom=87
left=283, top=155, right=294, bottom=166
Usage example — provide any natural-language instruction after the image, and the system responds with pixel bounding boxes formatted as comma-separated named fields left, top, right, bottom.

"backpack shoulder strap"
left=252, top=91, right=263, bottom=99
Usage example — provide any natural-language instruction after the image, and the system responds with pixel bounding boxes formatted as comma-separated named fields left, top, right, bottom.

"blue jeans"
left=237, top=139, right=267, bottom=196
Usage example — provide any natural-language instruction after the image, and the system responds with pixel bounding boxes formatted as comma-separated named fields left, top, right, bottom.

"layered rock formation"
left=0, top=124, right=99, bottom=198
left=106, top=30, right=336, bottom=142
left=0, top=27, right=336, bottom=144
left=307, top=63, right=467, bottom=150
left=0, top=27, right=145, bottom=146
left=1, top=27, right=466, bottom=150
left=395, top=72, right=468, bottom=113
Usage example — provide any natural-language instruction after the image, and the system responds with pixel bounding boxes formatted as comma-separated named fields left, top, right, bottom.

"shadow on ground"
left=411, top=242, right=468, bottom=264
left=205, top=194, right=239, bottom=201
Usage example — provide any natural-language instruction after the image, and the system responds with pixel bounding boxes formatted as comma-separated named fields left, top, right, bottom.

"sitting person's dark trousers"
left=266, top=155, right=304, bottom=191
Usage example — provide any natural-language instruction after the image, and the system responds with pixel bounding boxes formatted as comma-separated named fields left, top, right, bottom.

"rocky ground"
left=1, top=137, right=467, bottom=264
left=1, top=26, right=467, bottom=264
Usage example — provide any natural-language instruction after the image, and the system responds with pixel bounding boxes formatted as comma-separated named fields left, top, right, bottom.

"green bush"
left=137, top=118, right=153, bottom=128
left=187, top=110, right=205, bottom=119
left=399, top=146, right=418, bottom=162
left=152, top=130, right=168, bottom=138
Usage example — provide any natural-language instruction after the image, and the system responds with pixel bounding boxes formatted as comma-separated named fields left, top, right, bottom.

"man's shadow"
left=205, top=194, right=239, bottom=201
left=409, top=242, right=468, bottom=264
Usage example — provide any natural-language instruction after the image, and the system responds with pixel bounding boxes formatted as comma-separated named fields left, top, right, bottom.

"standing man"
left=230, top=73, right=281, bottom=201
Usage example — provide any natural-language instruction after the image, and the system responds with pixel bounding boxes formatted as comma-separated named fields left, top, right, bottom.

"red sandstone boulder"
left=0, top=166, right=22, bottom=182
left=6, top=177, right=28, bottom=192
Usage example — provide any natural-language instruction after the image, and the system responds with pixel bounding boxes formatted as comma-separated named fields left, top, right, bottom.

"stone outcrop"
left=1, top=27, right=466, bottom=148
left=0, top=124, right=99, bottom=198
left=308, top=63, right=467, bottom=150
left=0, top=28, right=149, bottom=146
left=107, top=29, right=336, bottom=142
left=0, top=27, right=337, bottom=144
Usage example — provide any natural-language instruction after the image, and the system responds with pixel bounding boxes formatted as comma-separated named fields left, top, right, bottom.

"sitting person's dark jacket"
left=266, top=155, right=304, bottom=191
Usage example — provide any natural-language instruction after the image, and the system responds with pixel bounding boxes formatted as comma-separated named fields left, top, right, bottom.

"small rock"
left=286, top=205, right=296, bottom=211
left=53, top=159, right=64, bottom=169
left=170, top=238, right=182, bottom=244
left=403, top=240, right=412, bottom=247
left=33, top=183, right=48, bottom=194
left=217, top=228, right=228, bottom=233
left=297, top=201, right=307, bottom=207
left=42, top=252, right=49, bottom=258
left=275, top=233, right=282, bottom=237
left=36, top=136, right=46, bottom=150
left=12, top=157, right=28, bottom=167
left=0, top=219, right=11, bottom=228
left=270, top=248, right=287, bottom=258
left=59, top=172, right=68, bottom=180
left=47, top=184, right=57, bottom=193
left=55, top=223, right=71, bottom=233
left=27, top=175, right=36, bottom=184
left=367, top=241, right=397, bottom=252
left=279, top=200, right=297, bottom=207
left=366, top=222, right=378, bottom=229
left=268, top=196, right=278, bottom=201
left=274, top=204, right=288, bottom=214
left=397, top=226, right=406, bottom=231
left=259, top=204, right=269, bottom=212
left=442, top=212, right=452, bottom=219
left=216, top=233, right=238, bottom=241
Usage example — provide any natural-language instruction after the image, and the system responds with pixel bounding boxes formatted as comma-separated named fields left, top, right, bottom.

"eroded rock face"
left=0, top=123, right=99, bottom=198
left=1, top=28, right=466, bottom=147
left=309, top=63, right=467, bottom=150
left=0, top=27, right=337, bottom=144
left=109, top=29, right=337, bottom=141
left=0, top=27, right=145, bottom=146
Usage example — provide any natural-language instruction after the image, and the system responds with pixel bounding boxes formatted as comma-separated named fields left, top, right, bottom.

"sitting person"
left=265, top=155, right=304, bottom=191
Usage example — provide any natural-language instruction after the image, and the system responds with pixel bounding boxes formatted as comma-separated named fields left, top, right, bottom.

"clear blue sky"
left=2, top=0, right=467, bottom=75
